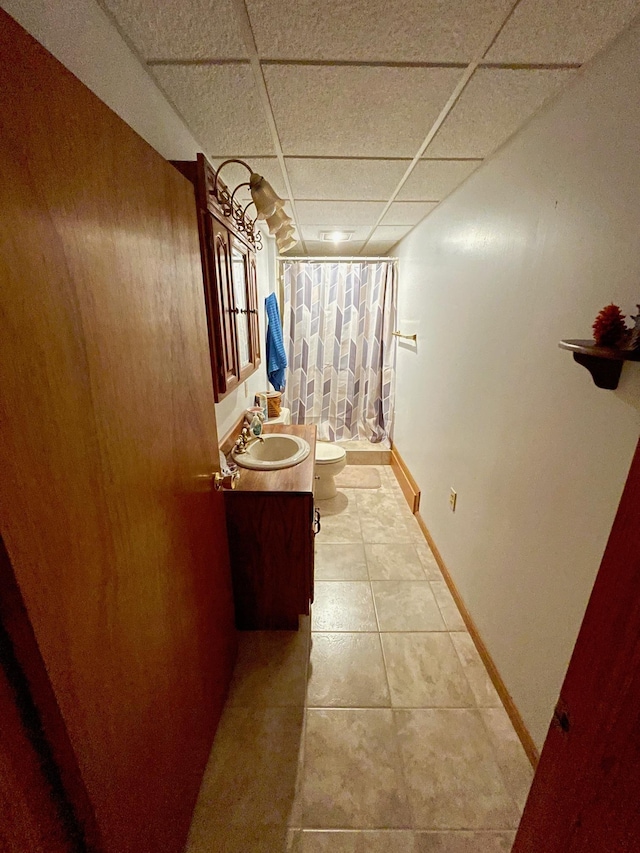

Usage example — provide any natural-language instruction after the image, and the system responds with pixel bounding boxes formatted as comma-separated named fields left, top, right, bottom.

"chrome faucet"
left=234, top=426, right=265, bottom=454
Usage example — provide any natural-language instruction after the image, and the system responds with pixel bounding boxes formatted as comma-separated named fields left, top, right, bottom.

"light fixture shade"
left=250, top=173, right=285, bottom=220
left=266, top=208, right=291, bottom=235
left=276, top=236, right=294, bottom=253
left=277, top=233, right=298, bottom=253
left=276, top=223, right=295, bottom=242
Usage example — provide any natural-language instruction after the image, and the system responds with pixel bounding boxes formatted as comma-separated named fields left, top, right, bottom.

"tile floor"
left=187, top=465, right=533, bottom=853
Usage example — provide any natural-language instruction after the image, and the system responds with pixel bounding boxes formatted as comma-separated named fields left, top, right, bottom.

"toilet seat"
left=315, top=442, right=346, bottom=465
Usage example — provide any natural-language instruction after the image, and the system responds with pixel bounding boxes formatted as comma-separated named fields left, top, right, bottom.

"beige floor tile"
left=312, top=582, right=378, bottom=631
left=450, top=633, right=501, bottom=708
left=356, top=491, right=403, bottom=515
left=389, top=494, right=416, bottom=517
left=387, top=490, right=407, bottom=510
left=301, top=709, right=411, bottom=828
left=430, top=581, right=466, bottom=631
left=413, top=540, right=444, bottom=581
left=301, top=829, right=416, bottom=851
left=335, top=466, right=384, bottom=488
left=382, top=634, right=474, bottom=708
left=407, top=515, right=428, bottom=541
left=393, top=496, right=415, bottom=519
left=318, top=511, right=363, bottom=544
left=385, top=473, right=405, bottom=493
left=372, top=582, right=446, bottom=632
left=227, top=631, right=309, bottom=707
left=395, top=709, right=521, bottom=830
left=316, top=491, right=359, bottom=517
left=307, top=633, right=390, bottom=708
left=366, top=544, right=426, bottom=580
left=414, top=831, right=516, bottom=852
left=360, top=513, right=414, bottom=543
left=480, top=708, right=534, bottom=813
left=194, top=707, right=304, bottom=827
left=315, top=543, right=368, bottom=580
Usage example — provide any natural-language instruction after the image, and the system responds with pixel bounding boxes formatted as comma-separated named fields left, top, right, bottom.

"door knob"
left=213, top=470, right=239, bottom=491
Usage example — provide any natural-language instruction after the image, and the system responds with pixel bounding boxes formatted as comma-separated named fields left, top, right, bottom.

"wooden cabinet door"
left=172, top=156, right=262, bottom=401
left=248, top=251, right=262, bottom=366
left=0, top=12, right=237, bottom=853
left=205, top=212, right=238, bottom=394
left=513, top=436, right=640, bottom=853
left=230, top=235, right=260, bottom=381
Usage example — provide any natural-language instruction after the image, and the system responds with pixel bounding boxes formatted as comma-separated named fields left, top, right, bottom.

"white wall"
left=2, top=0, right=279, bottom=443
left=393, top=20, right=640, bottom=749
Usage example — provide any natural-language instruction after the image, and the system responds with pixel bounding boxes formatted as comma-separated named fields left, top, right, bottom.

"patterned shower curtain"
left=282, top=260, right=397, bottom=442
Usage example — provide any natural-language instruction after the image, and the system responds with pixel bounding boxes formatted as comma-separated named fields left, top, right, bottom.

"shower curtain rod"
left=277, top=256, right=397, bottom=262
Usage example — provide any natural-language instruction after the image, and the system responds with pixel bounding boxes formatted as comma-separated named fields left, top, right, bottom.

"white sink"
left=232, top=433, right=310, bottom=470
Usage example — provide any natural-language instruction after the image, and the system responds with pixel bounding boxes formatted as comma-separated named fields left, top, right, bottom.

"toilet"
left=314, top=441, right=347, bottom=500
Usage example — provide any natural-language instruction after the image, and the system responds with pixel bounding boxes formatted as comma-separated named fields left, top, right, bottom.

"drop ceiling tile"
left=286, top=159, right=409, bottom=201
left=381, top=202, right=438, bottom=226
left=295, top=201, right=386, bottom=226
left=370, top=225, right=413, bottom=243
left=427, top=68, right=575, bottom=158
left=102, top=0, right=247, bottom=60
left=485, top=0, right=640, bottom=64
left=152, top=65, right=273, bottom=155
left=398, top=159, right=482, bottom=201
left=264, top=66, right=463, bottom=157
left=300, top=225, right=373, bottom=242
left=211, top=158, right=288, bottom=201
left=247, top=0, right=513, bottom=62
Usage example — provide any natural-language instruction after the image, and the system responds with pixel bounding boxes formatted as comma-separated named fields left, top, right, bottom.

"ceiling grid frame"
left=228, top=0, right=307, bottom=252
left=360, top=0, right=525, bottom=252
left=99, top=0, right=640, bottom=256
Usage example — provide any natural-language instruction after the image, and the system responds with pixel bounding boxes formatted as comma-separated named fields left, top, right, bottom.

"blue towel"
left=265, top=292, right=287, bottom=392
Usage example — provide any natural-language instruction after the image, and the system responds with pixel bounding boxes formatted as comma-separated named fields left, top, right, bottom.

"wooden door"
left=0, top=642, right=73, bottom=853
left=205, top=212, right=238, bottom=394
left=0, top=10, right=236, bottom=853
left=0, top=535, right=98, bottom=851
left=513, top=435, right=640, bottom=852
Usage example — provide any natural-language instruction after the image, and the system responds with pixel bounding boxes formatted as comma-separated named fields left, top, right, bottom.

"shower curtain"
left=282, top=260, right=397, bottom=442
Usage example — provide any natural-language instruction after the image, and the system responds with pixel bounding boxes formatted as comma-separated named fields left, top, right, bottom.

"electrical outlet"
left=244, top=381, right=249, bottom=397
left=449, top=488, right=457, bottom=512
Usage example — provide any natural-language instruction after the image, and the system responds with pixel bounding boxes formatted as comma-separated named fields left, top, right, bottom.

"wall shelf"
left=559, top=339, right=640, bottom=390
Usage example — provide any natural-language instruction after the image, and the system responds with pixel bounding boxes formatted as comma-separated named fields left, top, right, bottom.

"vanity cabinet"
left=172, top=154, right=260, bottom=401
left=223, top=425, right=317, bottom=630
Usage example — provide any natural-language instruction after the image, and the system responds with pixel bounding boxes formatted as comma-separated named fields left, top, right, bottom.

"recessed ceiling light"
left=320, top=230, right=353, bottom=243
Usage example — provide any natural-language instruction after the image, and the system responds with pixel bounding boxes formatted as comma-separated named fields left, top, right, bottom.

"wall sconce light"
left=212, top=159, right=298, bottom=253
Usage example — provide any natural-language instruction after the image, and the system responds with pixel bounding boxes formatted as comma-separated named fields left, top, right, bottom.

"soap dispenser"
left=247, top=406, right=264, bottom=437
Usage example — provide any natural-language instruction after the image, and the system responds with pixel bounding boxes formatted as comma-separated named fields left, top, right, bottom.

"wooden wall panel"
left=0, top=10, right=236, bottom=852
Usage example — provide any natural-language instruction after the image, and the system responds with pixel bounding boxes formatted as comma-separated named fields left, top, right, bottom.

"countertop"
left=230, top=424, right=317, bottom=494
